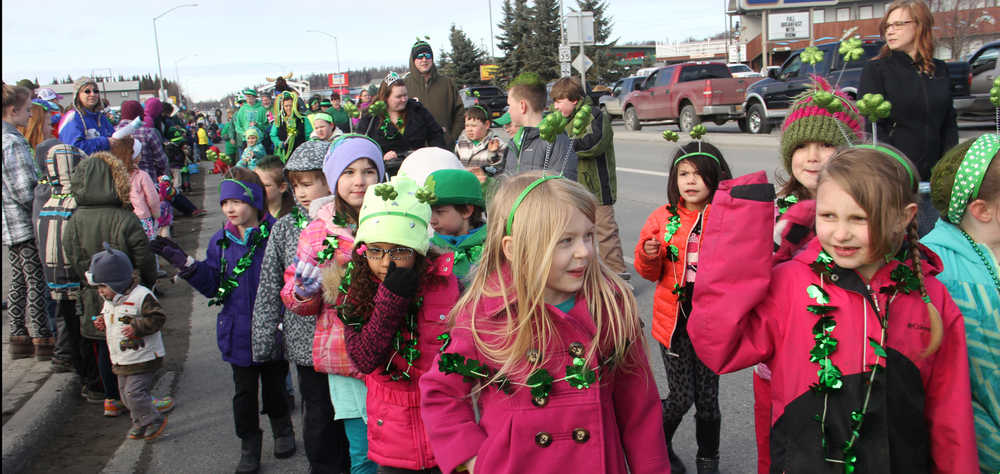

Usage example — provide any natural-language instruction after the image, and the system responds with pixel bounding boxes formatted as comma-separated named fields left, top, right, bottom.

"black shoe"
left=235, top=431, right=262, bottom=474
left=270, top=415, right=296, bottom=459
left=669, top=449, right=687, bottom=474
left=695, top=456, right=720, bottom=474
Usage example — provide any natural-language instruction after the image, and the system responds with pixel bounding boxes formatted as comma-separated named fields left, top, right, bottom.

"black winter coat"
left=359, top=99, right=446, bottom=162
left=858, top=50, right=958, bottom=180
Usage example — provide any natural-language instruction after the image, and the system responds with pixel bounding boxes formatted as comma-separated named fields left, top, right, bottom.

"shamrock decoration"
left=414, top=178, right=437, bottom=204
left=839, top=36, right=864, bottom=62
left=801, top=46, right=824, bottom=65
left=568, top=104, right=594, bottom=137
left=565, top=357, right=597, bottom=389
left=857, top=93, right=892, bottom=122
left=465, top=90, right=481, bottom=98
left=342, top=100, right=360, bottom=119
left=368, top=100, right=387, bottom=117
left=538, top=110, right=568, bottom=143
left=526, top=368, right=555, bottom=399
left=374, top=183, right=398, bottom=201
left=662, top=130, right=679, bottom=142
left=689, top=124, right=707, bottom=140
left=811, top=90, right=843, bottom=113
left=991, top=77, right=1000, bottom=107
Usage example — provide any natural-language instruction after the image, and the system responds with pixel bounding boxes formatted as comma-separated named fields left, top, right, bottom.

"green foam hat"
left=355, top=174, right=435, bottom=255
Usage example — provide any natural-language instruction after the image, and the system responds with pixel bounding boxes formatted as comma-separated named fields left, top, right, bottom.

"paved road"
left=107, top=121, right=995, bottom=473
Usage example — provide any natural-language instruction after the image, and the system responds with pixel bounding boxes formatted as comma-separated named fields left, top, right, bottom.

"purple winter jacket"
left=182, top=216, right=276, bottom=367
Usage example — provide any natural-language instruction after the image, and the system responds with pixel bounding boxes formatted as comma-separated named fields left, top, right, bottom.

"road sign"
left=566, top=11, right=595, bottom=45
left=328, top=73, right=348, bottom=87
left=572, top=54, right=593, bottom=73
left=480, top=64, right=500, bottom=81
left=560, top=62, right=572, bottom=78
left=558, top=45, right=572, bottom=63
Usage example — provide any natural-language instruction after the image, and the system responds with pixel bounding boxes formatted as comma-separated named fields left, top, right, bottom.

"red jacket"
left=689, top=171, right=978, bottom=473
left=418, top=272, right=669, bottom=474
left=633, top=202, right=708, bottom=348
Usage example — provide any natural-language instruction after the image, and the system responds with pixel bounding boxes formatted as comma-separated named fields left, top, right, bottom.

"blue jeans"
left=344, top=418, right=376, bottom=474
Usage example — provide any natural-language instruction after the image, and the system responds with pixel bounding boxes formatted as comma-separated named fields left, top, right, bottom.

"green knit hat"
left=242, top=88, right=258, bottom=97
left=428, top=169, right=484, bottom=208
left=355, top=175, right=434, bottom=255
left=779, top=78, right=864, bottom=174
left=930, top=136, right=987, bottom=219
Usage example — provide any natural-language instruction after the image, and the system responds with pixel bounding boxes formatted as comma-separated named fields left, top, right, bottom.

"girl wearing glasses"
left=57, top=77, right=117, bottom=154
left=859, top=0, right=958, bottom=235
left=337, top=174, right=459, bottom=473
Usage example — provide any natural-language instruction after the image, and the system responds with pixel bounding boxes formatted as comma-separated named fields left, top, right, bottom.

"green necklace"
left=379, top=117, right=404, bottom=140
left=806, top=249, right=920, bottom=473
left=208, top=221, right=270, bottom=306
left=291, top=207, right=309, bottom=229
left=960, top=229, right=1000, bottom=292
left=776, top=195, right=800, bottom=216
left=662, top=204, right=681, bottom=261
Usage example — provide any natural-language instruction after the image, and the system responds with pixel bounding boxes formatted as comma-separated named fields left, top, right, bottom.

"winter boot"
left=9, top=336, right=33, bottom=359
left=235, top=431, right=262, bottom=474
left=33, top=337, right=55, bottom=361
left=269, top=414, right=296, bottom=459
left=663, top=415, right=686, bottom=474
left=695, top=417, right=721, bottom=474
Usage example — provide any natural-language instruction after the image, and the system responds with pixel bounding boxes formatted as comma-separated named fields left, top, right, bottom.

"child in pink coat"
left=111, top=137, right=160, bottom=238
left=419, top=173, right=668, bottom=474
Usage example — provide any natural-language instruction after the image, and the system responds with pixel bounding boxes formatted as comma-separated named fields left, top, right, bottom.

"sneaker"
left=128, top=425, right=146, bottom=440
left=81, top=386, right=106, bottom=404
left=153, top=396, right=175, bottom=414
left=104, top=398, right=128, bottom=417
left=143, top=416, right=168, bottom=441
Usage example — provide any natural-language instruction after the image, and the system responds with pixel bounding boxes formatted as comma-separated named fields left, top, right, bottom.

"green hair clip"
left=506, top=175, right=564, bottom=235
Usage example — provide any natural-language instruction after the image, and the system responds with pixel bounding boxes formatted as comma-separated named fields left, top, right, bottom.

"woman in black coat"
left=859, top=0, right=958, bottom=234
left=359, top=73, right=445, bottom=174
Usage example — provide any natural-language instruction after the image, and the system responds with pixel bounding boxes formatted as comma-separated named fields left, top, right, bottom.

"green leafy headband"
left=663, top=125, right=716, bottom=167
left=506, top=175, right=564, bottom=235
left=947, top=133, right=999, bottom=223
left=853, top=144, right=916, bottom=190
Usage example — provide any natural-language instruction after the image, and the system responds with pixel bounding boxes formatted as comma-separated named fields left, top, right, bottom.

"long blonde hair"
left=452, top=172, right=644, bottom=385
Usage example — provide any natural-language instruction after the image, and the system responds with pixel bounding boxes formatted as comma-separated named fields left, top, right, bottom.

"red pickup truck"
left=622, top=62, right=763, bottom=132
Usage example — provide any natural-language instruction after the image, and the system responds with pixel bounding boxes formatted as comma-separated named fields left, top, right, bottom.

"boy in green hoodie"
left=426, top=169, right=486, bottom=287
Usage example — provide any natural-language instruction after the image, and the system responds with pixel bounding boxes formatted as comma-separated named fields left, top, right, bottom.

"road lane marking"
left=617, top=167, right=668, bottom=177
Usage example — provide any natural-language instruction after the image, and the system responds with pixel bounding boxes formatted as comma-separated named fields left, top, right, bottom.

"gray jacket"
left=501, top=127, right=578, bottom=181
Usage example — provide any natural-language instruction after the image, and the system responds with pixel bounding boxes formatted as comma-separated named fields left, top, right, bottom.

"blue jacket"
left=183, top=215, right=276, bottom=367
left=58, top=108, right=114, bottom=154
left=922, top=219, right=1000, bottom=474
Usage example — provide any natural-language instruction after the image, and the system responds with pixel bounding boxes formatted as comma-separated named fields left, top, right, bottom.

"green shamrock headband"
left=663, top=125, right=717, bottom=166
left=853, top=144, right=916, bottom=190
left=506, top=175, right=564, bottom=235
left=947, top=133, right=999, bottom=224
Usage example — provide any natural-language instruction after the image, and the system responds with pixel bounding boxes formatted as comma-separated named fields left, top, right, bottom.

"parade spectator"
left=352, top=88, right=372, bottom=129
left=58, top=77, right=116, bottom=154
left=21, top=99, right=58, bottom=149
left=271, top=91, right=312, bottom=162
left=359, top=72, right=445, bottom=174
left=308, top=94, right=322, bottom=113
left=501, top=72, right=578, bottom=180
left=118, top=100, right=169, bottom=181
left=454, top=105, right=505, bottom=180
left=308, top=113, right=339, bottom=142
left=326, top=92, right=350, bottom=133
left=860, top=0, right=958, bottom=234
left=260, top=93, right=275, bottom=154
left=404, top=39, right=464, bottom=144
left=221, top=109, right=238, bottom=162
left=3, top=83, right=54, bottom=360
left=234, top=88, right=268, bottom=154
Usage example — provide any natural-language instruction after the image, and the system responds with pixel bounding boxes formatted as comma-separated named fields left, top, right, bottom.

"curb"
left=100, top=370, right=177, bottom=474
left=2, top=372, right=79, bottom=473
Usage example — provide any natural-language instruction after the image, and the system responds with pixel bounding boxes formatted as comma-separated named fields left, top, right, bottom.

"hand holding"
left=643, top=238, right=661, bottom=257
left=383, top=150, right=398, bottom=162
left=150, top=236, right=189, bottom=269
left=122, top=325, right=136, bottom=338
left=93, top=316, right=106, bottom=331
left=293, top=258, right=323, bottom=299
left=382, top=262, right=419, bottom=299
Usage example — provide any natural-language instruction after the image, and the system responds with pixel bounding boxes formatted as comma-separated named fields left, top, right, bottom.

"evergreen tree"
left=496, top=0, right=531, bottom=83
left=524, top=0, right=561, bottom=82
left=442, top=24, right=486, bottom=87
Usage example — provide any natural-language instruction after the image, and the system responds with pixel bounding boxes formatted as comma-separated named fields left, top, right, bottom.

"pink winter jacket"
left=129, top=169, right=160, bottom=220
left=419, top=273, right=669, bottom=474
left=688, top=171, right=978, bottom=474
left=280, top=204, right=358, bottom=377
left=362, top=253, right=460, bottom=470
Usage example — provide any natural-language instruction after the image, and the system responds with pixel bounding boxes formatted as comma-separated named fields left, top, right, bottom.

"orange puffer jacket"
left=633, top=202, right=709, bottom=348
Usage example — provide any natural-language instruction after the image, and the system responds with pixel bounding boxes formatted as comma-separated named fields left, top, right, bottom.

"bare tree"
left=928, top=0, right=996, bottom=59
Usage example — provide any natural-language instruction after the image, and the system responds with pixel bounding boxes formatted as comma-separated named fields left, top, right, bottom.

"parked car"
left=955, top=40, right=999, bottom=119
left=760, top=65, right=781, bottom=77
left=622, top=61, right=764, bottom=132
left=598, top=75, right=645, bottom=118
left=459, top=85, right=508, bottom=120
left=728, top=63, right=761, bottom=78
left=743, top=38, right=971, bottom=134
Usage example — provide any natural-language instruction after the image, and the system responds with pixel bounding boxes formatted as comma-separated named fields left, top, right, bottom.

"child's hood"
left=71, top=151, right=131, bottom=208
left=921, top=219, right=985, bottom=264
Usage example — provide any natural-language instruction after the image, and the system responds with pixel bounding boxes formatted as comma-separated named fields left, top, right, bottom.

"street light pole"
left=153, top=3, right=198, bottom=102
left=306, top=30, right=341, bottom=73
left=174, top=53, right=198, bottom=106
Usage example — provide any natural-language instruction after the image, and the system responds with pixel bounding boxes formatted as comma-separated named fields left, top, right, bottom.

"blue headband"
left=219, top=179, right=265, bottom=212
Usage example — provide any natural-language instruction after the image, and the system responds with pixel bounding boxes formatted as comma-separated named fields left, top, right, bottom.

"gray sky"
left=2, top=0, right=729, bottom=101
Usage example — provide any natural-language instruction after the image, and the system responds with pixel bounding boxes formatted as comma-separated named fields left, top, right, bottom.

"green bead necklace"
left=959, top=229, right=1000, bottom=292
left=208, top=221, right=270, bottom=306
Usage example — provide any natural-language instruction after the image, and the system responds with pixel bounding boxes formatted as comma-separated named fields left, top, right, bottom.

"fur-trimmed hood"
left=71, top=151, right=131, bottom=208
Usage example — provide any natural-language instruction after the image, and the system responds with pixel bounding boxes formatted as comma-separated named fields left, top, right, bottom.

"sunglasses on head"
left=415, top=53, right=432, bottom=60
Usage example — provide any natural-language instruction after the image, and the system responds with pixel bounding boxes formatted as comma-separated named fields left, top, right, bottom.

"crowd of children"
left=3, top=41, right=999, bottom=474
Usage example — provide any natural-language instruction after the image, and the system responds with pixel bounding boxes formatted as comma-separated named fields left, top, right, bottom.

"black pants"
left=297, top=364, right=349, bottom=473
left=660, top=308, right=721, bottom=423
left=54, top=299, right=82, bottom=373
left=231, top=361, right=291, bottom=439
left=81, top=339, right=120, bottom=399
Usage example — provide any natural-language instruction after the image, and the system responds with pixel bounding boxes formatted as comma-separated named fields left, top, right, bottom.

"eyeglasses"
left=364, top=246, right=416, bottom=261
left=885, top=20, right=914, bottom=30
left=82, top=89, right=99, bottom=94
left=415, top=53, right=433, bottom=60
